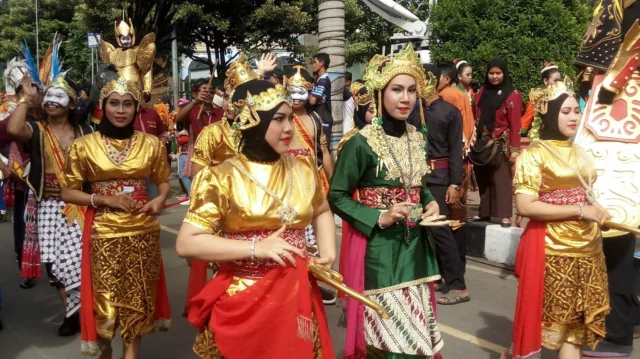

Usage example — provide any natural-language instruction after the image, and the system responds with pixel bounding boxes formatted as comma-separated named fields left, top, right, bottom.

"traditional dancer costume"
left=329, top=45, right=443, bottom=358
left=9, top=38, right=90, bottom=326
left=184, top=80, right=335, bottom=358
left=64, top=74, right=171, bottom=355
left=510, top=79, right=609, bottom=358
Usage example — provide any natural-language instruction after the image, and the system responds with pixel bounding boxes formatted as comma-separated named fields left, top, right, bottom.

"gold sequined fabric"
left=192, top=121, right=237, bottom=168
left=64, top=131, right=170, bottom=238
left=514, top=140, right=601, bottom=256
left=91, top=231, right=163, bottom=346
left=184, top=154, right=325, bottom=234
left=541, top=253, right=609, bottom=350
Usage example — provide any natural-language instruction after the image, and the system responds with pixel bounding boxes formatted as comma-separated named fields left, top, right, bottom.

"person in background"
left=454, top=59, right=475, bottom=108
left=423, top=63, right=468, bottom=305
left=342, top=72, right=355, bottom=134
left=267, top=68, right=284, bottom=86
left=520, top=62, right=562, bottom=136
left=310, top=53, right=333, bottom=147
left=176, top=125, right=191, bottom=204
left=135, top=101, right=167, bottom=200
left=471, top=59, right=522, bottom=228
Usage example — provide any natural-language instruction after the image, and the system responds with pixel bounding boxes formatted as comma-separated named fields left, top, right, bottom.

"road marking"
left=439, top=323, right=508, bottom=354
left=159, top=223, right=509, bottom=355
left=467, top=264, right=516, bottom=280
left=161, top=225, right=179, bottom=235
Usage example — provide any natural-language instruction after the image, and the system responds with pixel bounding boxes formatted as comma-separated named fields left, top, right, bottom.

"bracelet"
left=578, top=203, right=584, bottom=220
left=90, top=193, right=97, bottom=208
left=250, top=237, right=258, bottom=261
left=377, top=211, right=387, bottom=229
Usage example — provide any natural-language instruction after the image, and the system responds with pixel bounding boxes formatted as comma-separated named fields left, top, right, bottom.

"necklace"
left=103, top=135, right=134, bottom=166
left=230, top=156, right=297, bottom=225
left=49, top=124, right=74, bottom=154
left=382, top=130, right=414, bottom=245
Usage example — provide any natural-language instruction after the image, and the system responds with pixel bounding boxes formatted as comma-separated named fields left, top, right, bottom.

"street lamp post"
left=35, top=0, right=39, bottom=68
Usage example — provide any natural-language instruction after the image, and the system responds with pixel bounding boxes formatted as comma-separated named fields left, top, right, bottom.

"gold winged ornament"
left=99, top=18, right=156, bottom=96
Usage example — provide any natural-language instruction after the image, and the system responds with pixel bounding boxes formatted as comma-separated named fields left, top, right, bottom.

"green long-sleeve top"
left=329, top=123, right=440, bottom=292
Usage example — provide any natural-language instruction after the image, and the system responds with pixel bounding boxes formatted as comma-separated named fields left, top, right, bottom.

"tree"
left=429, top=0, right=592, bottom=96
left=344, top=0, right=429, bottom=66
left=174, top=0, right=317, bottom=79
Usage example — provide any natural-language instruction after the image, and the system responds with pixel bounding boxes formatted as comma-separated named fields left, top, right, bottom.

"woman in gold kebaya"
left=61, top=72, right=171, bottom=358
left=176, top=79, right=336, bottom=358
left=508, top=79, right=610, bottom=359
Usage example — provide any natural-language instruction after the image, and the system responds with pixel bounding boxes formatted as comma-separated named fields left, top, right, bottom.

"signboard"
left=88, top=33, right=102, bottom=48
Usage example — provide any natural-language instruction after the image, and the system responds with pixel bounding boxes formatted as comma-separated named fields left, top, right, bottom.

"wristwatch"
left=449, top=184, right=461, bottom=191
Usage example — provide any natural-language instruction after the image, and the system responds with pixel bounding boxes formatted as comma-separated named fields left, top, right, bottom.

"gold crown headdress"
left=528, top=76, right=575, bottom=140
left=283, top=65, right=313, bottom=91
left=98, top=76, right=143, bottom=109
left=115, top=17, right=136, bottom=47
left=234, top=83, right=289, bottom=130
left=224, top=53, right=258, bottom=91
left=350, top=82, right=372, bottom=106
left=363, top=44, right=435, bottom=100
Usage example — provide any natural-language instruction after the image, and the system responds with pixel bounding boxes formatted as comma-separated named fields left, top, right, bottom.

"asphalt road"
left=1, top=175, right=638, bottom=358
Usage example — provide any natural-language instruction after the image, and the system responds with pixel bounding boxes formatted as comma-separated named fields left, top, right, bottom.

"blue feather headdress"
left=19, top=40, right=43, bottom=90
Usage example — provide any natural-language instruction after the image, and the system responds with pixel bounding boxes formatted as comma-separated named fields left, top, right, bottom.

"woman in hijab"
left=337, top=83, right=374, bottom=154
left=472, top=59, right=522, bottom=227
left=329, top=45, right=443, bottom=359
left=507, top=79, right=610, bottom=359
left=176, top=79, right=336, bottom=359
left=61, top=73, right=172, bottom=358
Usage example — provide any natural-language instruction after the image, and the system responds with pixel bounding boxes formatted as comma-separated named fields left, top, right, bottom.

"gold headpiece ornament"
left=541, top=61, right=559, bottom=74
left=363, top=44, right=435, bottom=99
left=234, top=83, right=288, bottom=130
left=46, top=75, right=79, bottom=107
left=350, top=82, right=372, bottom=107
left=283, top=65, right=313, bottom=91
left=98, top=76, right=143, bottom=109
left=114, top=17, right=136, bottom=47
left=528, top=76, right=575, bottom=140
left=224, top=53, right=258, bottom=91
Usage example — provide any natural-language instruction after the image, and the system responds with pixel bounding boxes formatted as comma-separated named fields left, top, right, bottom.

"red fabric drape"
left=80, top=207, right=171, bottom=350
left=510, top=220, right=547, bottom=359
left=183, top=260, right=209, bottom=317
left=188, top=258, right=335, bottom=359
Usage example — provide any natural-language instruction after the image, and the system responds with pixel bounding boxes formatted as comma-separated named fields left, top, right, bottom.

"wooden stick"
left=602, top=220, right=640, bottom=236
left=196, top=63, right=217, bottom=119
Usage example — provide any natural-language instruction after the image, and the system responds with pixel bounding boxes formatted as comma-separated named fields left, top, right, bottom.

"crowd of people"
left=0, top=4, right=639, bottom=358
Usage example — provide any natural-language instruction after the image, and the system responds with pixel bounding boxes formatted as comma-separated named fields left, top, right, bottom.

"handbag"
left=469, top=136, right=504, bottom=167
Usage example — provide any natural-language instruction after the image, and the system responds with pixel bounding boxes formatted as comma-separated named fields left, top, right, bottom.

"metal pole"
left=91, top=48, right=94, bottom=85
left=171, top=28, right=179, bottom=107
left=35, top=0, right=39, bottom=68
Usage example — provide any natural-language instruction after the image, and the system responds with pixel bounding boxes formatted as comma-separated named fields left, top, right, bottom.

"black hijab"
left=540, top=93, right=571, bottom=141
left=233, top=80, right=285, bottom=162
left=478, top=59, right=515, bottom=132
left=354, top=87, right=371, bottom=130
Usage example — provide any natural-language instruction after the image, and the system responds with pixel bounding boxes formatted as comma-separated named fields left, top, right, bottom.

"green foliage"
left=345, top=0, right=429, bottom=66
left=429, top=0, right=592, bottom=96
left=175, top=0, right=317, bottom=78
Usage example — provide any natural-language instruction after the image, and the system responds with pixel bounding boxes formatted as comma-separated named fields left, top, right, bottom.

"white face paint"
left=288, top=86, right=309, bottom=103
left=43, top=88, right=70, bottom=108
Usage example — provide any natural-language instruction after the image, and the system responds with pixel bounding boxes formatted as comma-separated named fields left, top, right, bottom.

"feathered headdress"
left=42, top=34, right=78, bottom=105
left=19, top=40, right=43, bottom=90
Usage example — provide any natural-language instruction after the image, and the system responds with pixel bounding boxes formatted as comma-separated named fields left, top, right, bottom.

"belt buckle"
left=429, top=159, right=436, bottom=171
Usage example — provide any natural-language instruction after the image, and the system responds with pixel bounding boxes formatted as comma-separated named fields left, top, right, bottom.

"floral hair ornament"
left=283, top=65, right=313, bottom=91
left=99, top=76, right=143, bottom=110
left=528, top=76, right=575, bottom=141
left=234, top=83, right=289, bottom=130
left=540, top=61, right=559, bottom=74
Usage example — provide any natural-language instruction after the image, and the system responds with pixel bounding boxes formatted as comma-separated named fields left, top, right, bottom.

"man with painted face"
left=8, top=52, right=92, bottom=336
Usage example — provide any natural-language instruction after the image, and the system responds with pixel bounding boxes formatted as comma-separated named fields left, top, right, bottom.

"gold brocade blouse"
left=191, top=120, right=237, bottom=168
left=64, top=131, right=170, bottom=239
left=514, top=140, right=601, bottom=257
left=184, top=154, right=325, bottom=234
